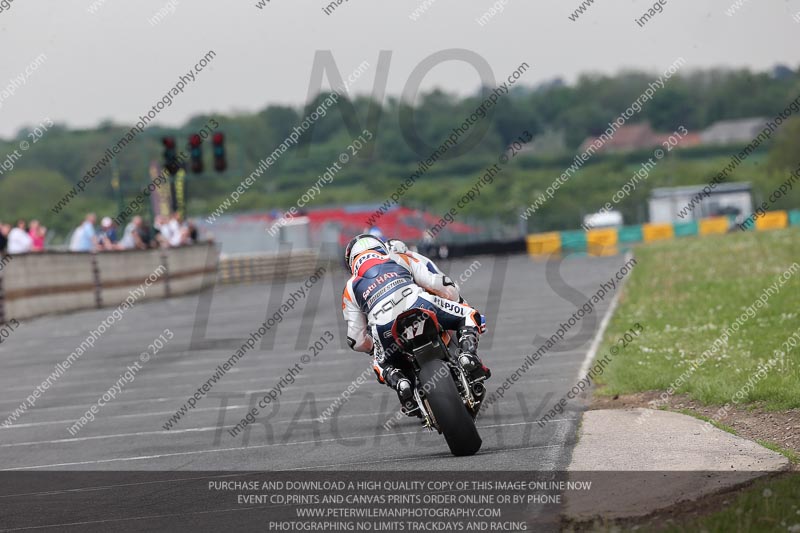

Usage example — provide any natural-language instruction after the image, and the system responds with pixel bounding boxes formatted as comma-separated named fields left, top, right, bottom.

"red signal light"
left=162, top=136, right=176, bottom=149
left=189, top=134, right=202, bottom=147
left=210, top=131, right=226, bottom=172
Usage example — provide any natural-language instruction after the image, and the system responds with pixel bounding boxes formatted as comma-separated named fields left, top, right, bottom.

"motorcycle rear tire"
left=420, top=359, right=482, bottom=456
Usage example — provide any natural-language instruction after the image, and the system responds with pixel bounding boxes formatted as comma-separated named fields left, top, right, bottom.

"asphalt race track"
left=0, top=253, right=627, bottom=476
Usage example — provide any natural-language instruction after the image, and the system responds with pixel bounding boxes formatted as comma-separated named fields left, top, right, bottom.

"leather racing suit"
left=342, top=249, right=486, bottom=394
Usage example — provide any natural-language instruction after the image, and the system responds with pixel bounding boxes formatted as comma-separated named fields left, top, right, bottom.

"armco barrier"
left=0, top=243, right=218, bottom=323
left=441, top=239, right=527, bottom=258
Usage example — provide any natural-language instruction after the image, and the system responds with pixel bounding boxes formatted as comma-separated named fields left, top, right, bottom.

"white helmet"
left=385, top=238, right=408, bottom=254
left=344, top=234, right=387, bottom=272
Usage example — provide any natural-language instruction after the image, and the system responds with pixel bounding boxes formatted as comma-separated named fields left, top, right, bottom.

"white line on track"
left=0, top=504, right=271, bottom=532
left=574, top=253, right=629, bottom=383
left=0, top=354, right=575, bottom=399
left=0, top=375, right=568, bottom=429
left=286, top=443, right=565, bottom=471
left=0, top=335, right=583, bottom=397
left=0, top=410, right=392, bottom=447
left=0, top=367, right=311, bottom=398
left=0, top=405, right=581, bottom=448
left=0, top=376, right=364, bottom=412
left=1, top=418, right=578, bottom=471
left=0, top=395, right=342, bottom=429
left=0, top=472, right=256, bottom=500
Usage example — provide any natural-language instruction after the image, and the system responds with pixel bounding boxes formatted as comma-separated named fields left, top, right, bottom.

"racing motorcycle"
left=391, top=307, right=485, bottom=456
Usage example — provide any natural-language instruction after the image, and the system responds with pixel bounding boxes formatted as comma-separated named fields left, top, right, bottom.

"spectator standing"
left=120, top=216, right=146, bottom=250
left=7, top=220, right=33, bottom=254
left=167, top=212, right=189, bottom=247
left=28, top=220, right=46, bottom=252
left=0, top=223, right=9, bottom=254
left=97, top=217, right=118, bottom=250
left=187, top=219, right=198, bottom=243
left=139, top=219, right=154, bottom=248
left=154, top=214, right=172, bottom=248
left=69, top=213, right=99, bottom=252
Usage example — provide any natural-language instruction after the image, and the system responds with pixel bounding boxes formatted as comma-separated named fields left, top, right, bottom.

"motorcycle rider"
left=385, top=238, right=444, bottom=276
left=386, top=237, right=485, bottom=325
left=341, top=234, right=490, bottom=412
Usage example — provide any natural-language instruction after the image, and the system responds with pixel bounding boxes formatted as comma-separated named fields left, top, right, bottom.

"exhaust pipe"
left=472, top=382, right=485, bottom=397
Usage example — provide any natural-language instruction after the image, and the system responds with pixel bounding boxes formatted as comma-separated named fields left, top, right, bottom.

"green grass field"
left=596, top=227, right=800, bottom=410
left=664, top=474, right=800, bottom=533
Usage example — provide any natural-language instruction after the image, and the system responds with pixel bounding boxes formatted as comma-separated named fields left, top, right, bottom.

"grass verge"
left=595, top=227, right=800, bottom=410
left=663, top=474, right=800, bottom=533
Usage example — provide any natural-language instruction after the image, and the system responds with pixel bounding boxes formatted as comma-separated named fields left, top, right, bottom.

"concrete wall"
left=1, top=253, right=98, bottom=320
left=95, top=248, right=168, bottom=307
left=217, top=250, right=321, bottom=284
left=0, top=243, right=219, bottom=323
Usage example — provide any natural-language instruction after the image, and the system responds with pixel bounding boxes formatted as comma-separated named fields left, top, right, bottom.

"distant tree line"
left=1, top=65, right=798, bottom=239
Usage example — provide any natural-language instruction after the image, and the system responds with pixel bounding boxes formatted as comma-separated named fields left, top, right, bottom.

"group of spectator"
left=0, top=220, right=47, bottom=255
left=68, top=212, right=198, bottom=252
left=0, top=212, right=200, bottom=255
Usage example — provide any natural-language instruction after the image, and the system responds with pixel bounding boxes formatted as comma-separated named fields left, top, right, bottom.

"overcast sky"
left=0, top=0, right=798, bottom=138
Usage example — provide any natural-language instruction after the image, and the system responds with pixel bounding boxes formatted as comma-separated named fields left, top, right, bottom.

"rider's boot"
left=385, top=368, right=419, bottom=416
left=397, top=379, right=420, bottom=416
left=457, top=326, right=491, bottom=381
